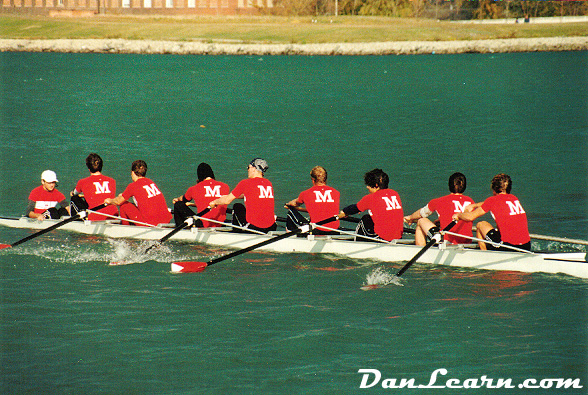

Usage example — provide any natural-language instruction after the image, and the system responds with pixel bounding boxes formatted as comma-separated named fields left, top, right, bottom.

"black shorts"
left=485, top=229, right=531, bottom=252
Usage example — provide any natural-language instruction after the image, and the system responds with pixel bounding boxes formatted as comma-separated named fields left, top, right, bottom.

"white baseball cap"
left=41, top=170, right=58, bottom=183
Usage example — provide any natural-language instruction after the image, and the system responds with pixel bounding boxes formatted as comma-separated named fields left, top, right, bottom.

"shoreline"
left=1, top=36, right=587, bottom=55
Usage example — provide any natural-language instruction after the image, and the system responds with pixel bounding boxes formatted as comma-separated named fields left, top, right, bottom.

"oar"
left=282, top=207, right=416, bottom=234
left=395, top=221, right=457, bottom=277
left=529, top=233, right=588, bottom=246
left=171, top=215, right=340, bottom=273
left=144, top=207, right=211, bottom=253
left=0, top=203, right=107, bottom=250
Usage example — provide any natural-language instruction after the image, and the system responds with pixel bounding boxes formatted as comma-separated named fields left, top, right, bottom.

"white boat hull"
left=1, top=216, right=586, bottom=278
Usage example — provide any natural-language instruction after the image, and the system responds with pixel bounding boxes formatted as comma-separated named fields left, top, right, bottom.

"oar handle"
left=10, top=203, right=107, bottom=247
left=396, top=221, right=456, bottom=277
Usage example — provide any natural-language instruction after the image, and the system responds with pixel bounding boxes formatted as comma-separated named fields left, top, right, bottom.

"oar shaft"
left=396, top=221, right=456, bottom=277
left=11, top=215, right=78, bottom=247
left=158, top=221, right=191, bottom=244
left=161, top=206, right=211, bottom=243
left=10, top=203, right=107, bottom=247
left=206, top=215, right=339, bottom=267
left=529, top=233, right=588, bottom=246
left=208, top=228, right=301, bottom=266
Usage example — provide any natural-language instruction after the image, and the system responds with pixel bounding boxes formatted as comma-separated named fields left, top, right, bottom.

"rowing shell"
left=0, top=216, right=586, bottom=279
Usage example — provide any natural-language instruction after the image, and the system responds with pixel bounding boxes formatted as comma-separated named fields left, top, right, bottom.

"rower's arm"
left=339, top=204, right=360, bottom=219
left=404, top=205, right=432, bottom=224
left=172, top=195, right=186, bottom=204
left=284, top=198, right=302, bottom=209
left=210, top=193, right=236, bottom=208
left=26, top=200, right=43, bottom=220
left=454, top=205, right=486, bottom=222
left=105, top=194, right=126, bottom=206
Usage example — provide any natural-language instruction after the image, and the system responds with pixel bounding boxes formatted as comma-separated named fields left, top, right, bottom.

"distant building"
left=1, top=0, right=273, bottom=15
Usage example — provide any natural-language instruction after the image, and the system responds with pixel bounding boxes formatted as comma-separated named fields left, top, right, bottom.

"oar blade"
left=171, top=261, right=208, bottom=273
left=0, top=244, right=12, bottom=250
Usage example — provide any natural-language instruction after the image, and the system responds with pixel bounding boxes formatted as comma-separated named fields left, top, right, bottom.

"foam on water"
left=362, top=266, right=404, bottom=290
left=5, top=237, right=188, bottom=265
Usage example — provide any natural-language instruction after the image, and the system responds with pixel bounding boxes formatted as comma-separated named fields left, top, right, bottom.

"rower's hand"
left=104, top=198, right=113, bottom=206
left=452, top=213, right=460, bottom=222
left=209, top=200, right=217, bottom=209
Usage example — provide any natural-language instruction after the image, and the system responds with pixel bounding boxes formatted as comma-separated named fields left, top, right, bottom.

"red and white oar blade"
left=0, top=244, right=12, bottom=250
left=171, top=261, right=208, bottom=273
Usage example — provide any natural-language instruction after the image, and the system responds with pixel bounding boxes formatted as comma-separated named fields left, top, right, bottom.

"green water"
left=0, top=51, right=587, bottom=394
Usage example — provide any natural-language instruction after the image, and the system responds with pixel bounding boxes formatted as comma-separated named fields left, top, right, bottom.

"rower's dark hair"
left=86, top=153, right=103, bottom=173
left=491, top=173, right=512, bottom=194
left=449, top=172, right=467, bottom=194
left=132, top=160, right=148, bottom=177
left=197, top=162, right=215, bottom=183
left=364, top=168, right=389, bottom=189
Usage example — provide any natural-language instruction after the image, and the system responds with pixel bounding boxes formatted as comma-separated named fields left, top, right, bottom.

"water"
left=0, top=51, right=587, bottom=394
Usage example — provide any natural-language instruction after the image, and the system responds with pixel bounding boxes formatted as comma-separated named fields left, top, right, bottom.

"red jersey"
left=75, top=174, right=119, bottom=221
left=357, top=189, right=403, bottom=241
left=28, top=186, right=66, bottom=214
left=481, top=193, right=530, bottom=245
left=184, top=179, right=230, bottom=227
left=231, top=177, right=275, bottom=228
left=121, top=177, right=172, bottom=226
left=428, top=194, right=475, bottom=244
left=297, top=185, right=340, bottom=231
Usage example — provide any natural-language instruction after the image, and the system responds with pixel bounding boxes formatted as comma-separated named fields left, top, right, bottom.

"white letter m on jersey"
left=452, top=200, right=471, bottom=213
left=93, top=181, right=112, bottom=195
left=257, top=185, right=274, bottom=199
left=382, top=196, right=401, bottom=211
left=506, top=200, right=525, bottom=216
left=204, top=185, right=221, bottom=198
left=313, top=190, right=334, bottom=203
left=143, top=183, right=162, bottom=198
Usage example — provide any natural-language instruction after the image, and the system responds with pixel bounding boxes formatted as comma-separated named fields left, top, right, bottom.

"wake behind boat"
left=0, top=215, right=586, bottom=279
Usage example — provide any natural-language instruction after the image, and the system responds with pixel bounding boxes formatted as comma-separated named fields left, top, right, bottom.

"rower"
left=172, top=162, right=229, bottom=228
left=284, top=165, right=340, bottom=235
left=453, top=173, right=531, bottom=251
left=404, top=172, right=474, bottom=246
left=338, top=168, right=404, bottom=242
left=104, top=160, right=172, bottom=227
left=27, top=170, right=70, bottom=221
left=209, top=158, right=277, bottom=234
left=70, top=153, right=119, bottom=221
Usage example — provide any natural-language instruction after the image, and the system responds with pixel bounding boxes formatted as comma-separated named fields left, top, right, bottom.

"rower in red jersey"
left=404, top=172, right=475, bottom=245
left=454, top=173, right=531, bottom=251
left=104, top=160, right=171, bottom=227
left=284, top=165, right=340, bottom=235
left=172, top=162, right=230, bottom=228
left=209, top=158, right=276, bottom=233
left=70, top=153, right=119, bottom=221
left=27, top=170, right=70, bottom=220
left=339, top=168, right=404, bottom=242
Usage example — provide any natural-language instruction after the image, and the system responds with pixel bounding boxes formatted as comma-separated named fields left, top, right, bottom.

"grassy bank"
left=1, top=14, right=587, bottom=43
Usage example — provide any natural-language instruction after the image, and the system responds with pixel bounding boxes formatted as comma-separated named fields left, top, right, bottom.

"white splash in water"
left=362, top=267, right=404, bottom=290
left=108, top=239, right=175, bottom=264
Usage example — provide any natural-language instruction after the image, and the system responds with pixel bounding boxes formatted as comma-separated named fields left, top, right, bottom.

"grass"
left=1, top=14, right=587, bottom=43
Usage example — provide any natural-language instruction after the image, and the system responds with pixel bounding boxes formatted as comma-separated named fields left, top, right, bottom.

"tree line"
left=264, top=0, right=588, bottom=19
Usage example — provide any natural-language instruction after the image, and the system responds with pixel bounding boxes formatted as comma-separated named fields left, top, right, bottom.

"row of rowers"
left=27, top=153, right=531, bottom=252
